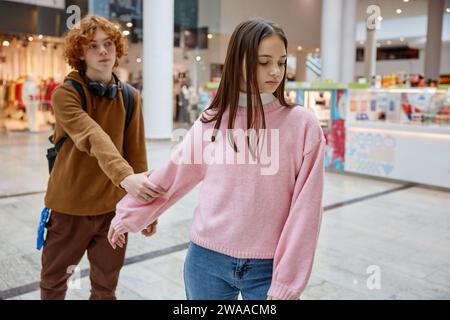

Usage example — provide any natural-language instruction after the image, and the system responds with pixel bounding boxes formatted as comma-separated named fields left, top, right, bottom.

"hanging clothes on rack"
left=45, top=78, right=59, bottom=113
left=15, top=76, right=26, bottom=110
left=0, top=80, right=6, bottom=110
left=7, top=80, right=16, bottom=107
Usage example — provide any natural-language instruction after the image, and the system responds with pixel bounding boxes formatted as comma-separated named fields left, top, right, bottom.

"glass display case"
left=304, top=90, right=332, bottom=128
left=345, top=87, right=450, bottom=189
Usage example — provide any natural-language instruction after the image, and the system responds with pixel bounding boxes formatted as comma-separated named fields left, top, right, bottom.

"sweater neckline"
left=236, top=98, right=283, bottom=114
left=238, top=92, right=277, bottom=107
left=236, top=92, right=283, bottom=113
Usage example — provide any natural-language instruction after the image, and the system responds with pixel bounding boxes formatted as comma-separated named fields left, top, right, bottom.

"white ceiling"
left=218, top=0, right=323, bottom=51
left=198, top=0, right=450, bottom=51
left=198, top=0, right=322, bottom=51
left=356, top=0, right=431, bottom=21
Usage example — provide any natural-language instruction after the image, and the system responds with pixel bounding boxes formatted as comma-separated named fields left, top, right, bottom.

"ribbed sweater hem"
left=189, top=231, right=275, bottom=259
left=268, top=282, right=300, bottom=300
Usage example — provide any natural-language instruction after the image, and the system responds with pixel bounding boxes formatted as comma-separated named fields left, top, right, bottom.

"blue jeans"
left=184, top=242, right=273, bottom=300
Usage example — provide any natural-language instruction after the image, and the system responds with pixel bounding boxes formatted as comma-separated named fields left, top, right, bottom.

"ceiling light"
left=126, top=22, right=133, bottom=28
left=2, top=40, right=10, bottom=47
left=123, top=30, right=130, bottom=36
left=396, top=9, right=402, bottom=14
left=297, top=45, right=303, bottom=51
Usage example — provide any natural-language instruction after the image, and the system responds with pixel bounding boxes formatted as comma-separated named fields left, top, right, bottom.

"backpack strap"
left=50, top=79, right=88, bottom=151
left=121, top=82, right=135, bottom=133
left=51, top=79, right=134, bottom=151
left=65, top=79, right=86, bottom=110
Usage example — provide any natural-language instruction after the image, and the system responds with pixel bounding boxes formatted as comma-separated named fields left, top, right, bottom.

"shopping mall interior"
left=0, top=0, right=449, bottom=300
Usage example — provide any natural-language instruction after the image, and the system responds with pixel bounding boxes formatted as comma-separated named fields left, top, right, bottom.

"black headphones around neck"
left=81, top=72, right=120, bottom=99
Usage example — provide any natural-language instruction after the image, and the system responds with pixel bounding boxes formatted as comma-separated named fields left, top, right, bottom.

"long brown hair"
left=201, top=18, right=292, bottom=152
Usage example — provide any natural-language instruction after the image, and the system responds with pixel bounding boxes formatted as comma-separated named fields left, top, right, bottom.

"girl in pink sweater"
left=108, top=18, right=325, bottom=300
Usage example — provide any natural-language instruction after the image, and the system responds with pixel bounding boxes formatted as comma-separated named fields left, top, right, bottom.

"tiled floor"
left=0, top=131, right=449, bottom=300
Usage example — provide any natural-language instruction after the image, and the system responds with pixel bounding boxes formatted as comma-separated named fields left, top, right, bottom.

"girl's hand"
left=141, top=220, right=158, bottom=237
left=107, top=226, right=126, bottom=250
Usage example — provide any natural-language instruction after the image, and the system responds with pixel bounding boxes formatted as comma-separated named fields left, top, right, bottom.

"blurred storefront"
left=0, top=0, right=88, bottom=131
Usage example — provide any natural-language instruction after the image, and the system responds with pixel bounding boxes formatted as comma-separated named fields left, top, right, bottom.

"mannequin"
left=22, top=74, right=40, bottom=132
left=179, top=84, right=190, bottom=123
left=188, top=86, right=199, bottom=123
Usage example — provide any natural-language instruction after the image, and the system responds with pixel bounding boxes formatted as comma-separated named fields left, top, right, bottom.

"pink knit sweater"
left=111, top=98, right=325, bottom=300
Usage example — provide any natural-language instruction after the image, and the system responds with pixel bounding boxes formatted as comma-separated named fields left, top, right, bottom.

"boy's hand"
left=141, top=220, right=158, bottom=237
left=120, top=172, right=166, bottom=202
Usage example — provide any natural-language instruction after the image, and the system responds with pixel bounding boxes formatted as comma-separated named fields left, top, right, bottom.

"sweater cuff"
left=113, top=167, right=134, bottom=188
left=111, top=215, right=130, bottom=235
left=268, top=282, right=300, bottom=300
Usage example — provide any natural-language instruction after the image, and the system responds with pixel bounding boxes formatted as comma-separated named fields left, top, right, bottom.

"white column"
left=424, top=0, right=444, bottom=81
left=364, top=28, right=377, bottom=81
left=295, top=50, right=307, bottom=82
left=340, top=0, right=357, bottom=83
left=143, top=0, right=174, bottom=139
left=320, top=0, right=343, bottom=82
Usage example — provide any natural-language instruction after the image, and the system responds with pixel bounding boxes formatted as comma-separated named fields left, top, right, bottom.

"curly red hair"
left=63, top=15, right=128, bottom=72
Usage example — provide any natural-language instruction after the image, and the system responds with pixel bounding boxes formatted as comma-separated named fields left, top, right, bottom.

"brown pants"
left=40, top=211, right=127, bottom=300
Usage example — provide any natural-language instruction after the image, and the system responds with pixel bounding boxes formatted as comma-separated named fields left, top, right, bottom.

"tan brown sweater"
left=45, top=71, right=148, bottom=215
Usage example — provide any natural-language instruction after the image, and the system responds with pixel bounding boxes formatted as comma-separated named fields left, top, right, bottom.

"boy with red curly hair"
left=41, top=15, right=163, bottom=300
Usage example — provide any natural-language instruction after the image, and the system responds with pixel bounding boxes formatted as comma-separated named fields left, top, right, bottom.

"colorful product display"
left=200, top=82, right=450, bottom=187
left=371, top=73, right=431, bottom=89
left=301, top=89, right=347, bottom=171
left=347, top=88, right=450, bottom=125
